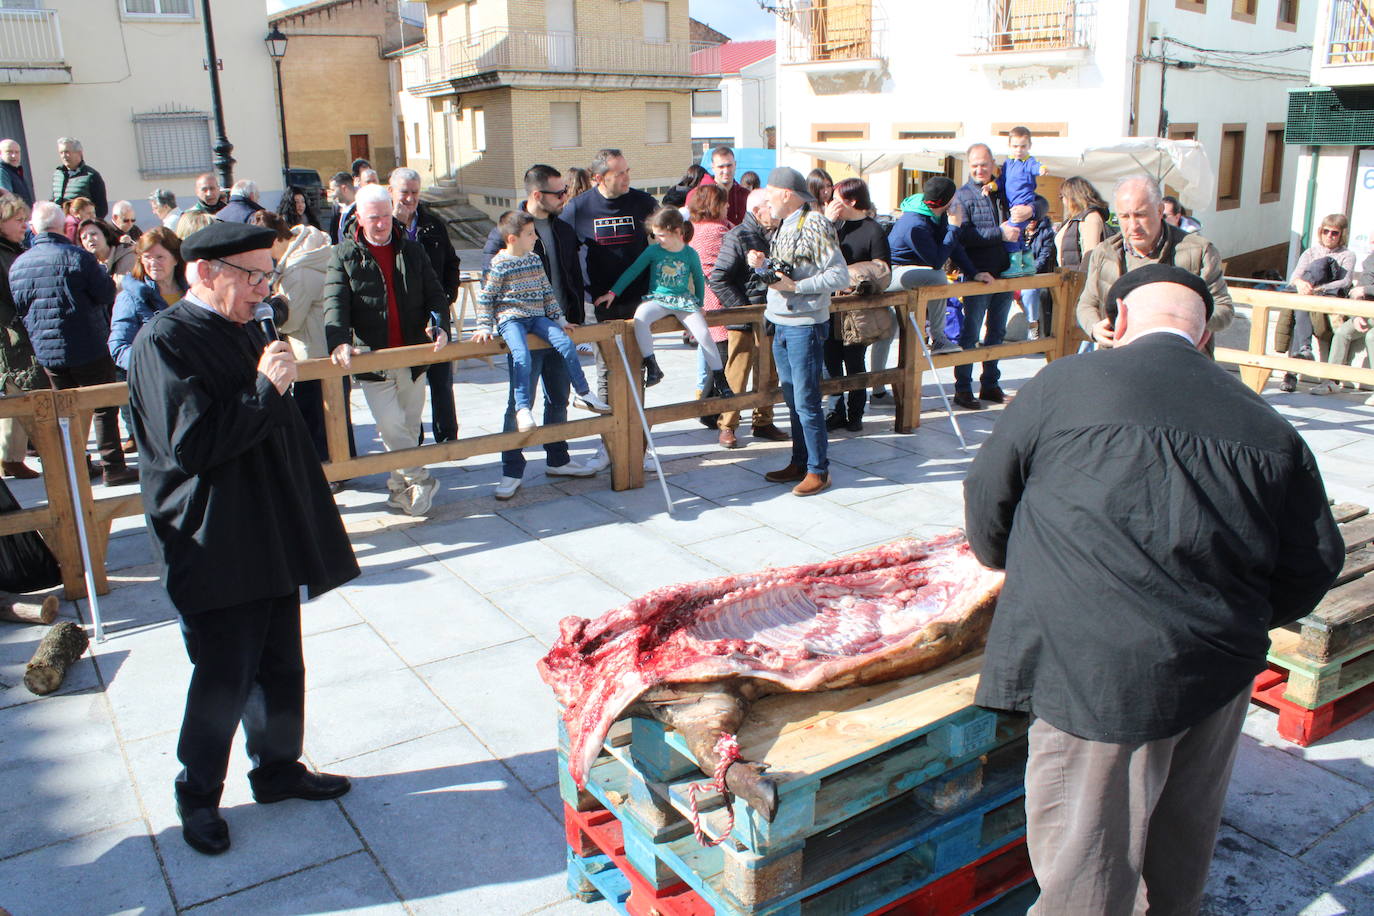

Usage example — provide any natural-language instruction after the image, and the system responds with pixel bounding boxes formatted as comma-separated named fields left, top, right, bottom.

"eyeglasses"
left=539, top=187, right=569, bottom=197
left=214, top=259, right=279, bottom=287
left=1320, top=228, right=1342, bottom=236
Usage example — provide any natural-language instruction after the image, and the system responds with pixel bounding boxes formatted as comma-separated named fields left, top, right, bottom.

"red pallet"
left=565, top=803, right=713, bottom=916
left=1252, top=668, right=1374, bottom=747
left=870, top=838, right=1031, bottom=916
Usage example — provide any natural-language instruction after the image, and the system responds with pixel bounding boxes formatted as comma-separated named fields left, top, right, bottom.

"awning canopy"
left=785, top=137, right=1216, bottom=210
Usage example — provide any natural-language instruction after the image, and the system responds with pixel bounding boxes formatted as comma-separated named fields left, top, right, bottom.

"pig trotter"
left=725, top=760, right=778, bottom=822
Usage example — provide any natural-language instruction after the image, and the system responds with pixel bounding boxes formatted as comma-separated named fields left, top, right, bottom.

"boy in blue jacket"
left=996, top=126, right=1048, bottom=277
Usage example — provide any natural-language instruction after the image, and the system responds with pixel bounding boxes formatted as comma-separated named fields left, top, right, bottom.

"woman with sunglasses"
left=1274, top=214, right=1356, bottom=391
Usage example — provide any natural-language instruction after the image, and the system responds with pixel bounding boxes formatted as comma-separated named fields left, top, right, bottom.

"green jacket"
left=51, top=162, right=108, bottom=219
left=323, top=223, right=448, bottom=380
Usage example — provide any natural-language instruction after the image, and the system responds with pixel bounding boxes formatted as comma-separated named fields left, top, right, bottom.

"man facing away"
left=324, top=184, right=449, bottom=516
left=0, top=139, right=33, bottom=205
left=964, top=263, right=1343, bottom=914
left=707, top=186, right=789, bottom=448
left=482, top=164, right=598, bottom=499
left=748, top=167, right=849, bottom=497
left=218, top=180, right=265, bottom=224
left=52, top=137, right=107, bottom=219
left=1079, top=177, right=1232, bottom=350
left=126, top=220, right=359, bottom=856
left=389, top=167, right=459, bottom=444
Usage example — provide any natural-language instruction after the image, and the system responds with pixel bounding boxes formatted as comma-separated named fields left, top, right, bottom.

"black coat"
left=965, top=332, right=1343, bottom=743
left=708, top=212, right=772, bottom=310
left=482, top=203, right=586, bottom=323
left=408, top=203, right=461, bottom=311
left=127, top=301, right=358, bottom=614
left=323, top=223, right=449, bottom=380
left=217, top=197, right=265, bottom=224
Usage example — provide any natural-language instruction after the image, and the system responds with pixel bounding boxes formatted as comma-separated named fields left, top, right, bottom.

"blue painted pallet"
left=574, top=739, right=1028, bottom=916
left=566, top=849, right=631, bottom=913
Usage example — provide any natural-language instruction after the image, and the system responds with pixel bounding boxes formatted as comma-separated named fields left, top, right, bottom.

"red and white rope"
left=685, top=733, right=741, bottom=847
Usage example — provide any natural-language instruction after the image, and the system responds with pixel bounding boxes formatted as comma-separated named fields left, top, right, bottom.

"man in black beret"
left=127, top=221, right=360, bottom=856
left=963, top=264, right=1343, bottom=913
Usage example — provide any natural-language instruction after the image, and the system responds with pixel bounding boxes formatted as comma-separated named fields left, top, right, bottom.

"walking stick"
left=613, top=336, right=674, bottom=516
left=57, top=417, right=105, bottom=642
left=909, top=313, right=969, bottom=452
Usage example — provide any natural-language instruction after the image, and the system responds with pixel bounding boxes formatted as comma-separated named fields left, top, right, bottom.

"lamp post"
left=200, top=0, right=234, bottom=187
left=265, top=27, right=289, bottom=184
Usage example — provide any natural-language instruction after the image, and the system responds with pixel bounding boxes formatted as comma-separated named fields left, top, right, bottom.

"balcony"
left=966, top=0, right=1096, bottom=67
left=1314, top=0, right=1374, bottom=87
left=781, top=1, right=887, bottom=94
left=0, top=8, right=69, bottom=83
left=403, top=27, right=707, bottom=95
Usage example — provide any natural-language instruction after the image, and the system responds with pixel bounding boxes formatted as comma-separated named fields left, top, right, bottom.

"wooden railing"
left=1216, top=285, right=1374, bottom=392
left=9, top=271, right=1087, bottom=599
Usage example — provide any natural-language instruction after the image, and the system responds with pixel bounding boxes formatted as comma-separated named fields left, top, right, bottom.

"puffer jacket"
left=276, top=224, right=333, bottom=360
left=10, top=232, right=115, bottom=370
left=0, top=235, right=42, bottom=390
left=109, top=276, right=184, bottom=371
left=324, top=222, right=448, bottom=380
left=51, top=162, right=107, bottom=218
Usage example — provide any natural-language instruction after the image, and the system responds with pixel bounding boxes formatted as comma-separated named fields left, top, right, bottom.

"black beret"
left=1104, top=262, right=1214, bottom=322
left=180, top=221, right=277, bottom=262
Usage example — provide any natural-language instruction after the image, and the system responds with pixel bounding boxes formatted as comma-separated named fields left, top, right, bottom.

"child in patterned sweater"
left=473, top=210, right=610, bottom=431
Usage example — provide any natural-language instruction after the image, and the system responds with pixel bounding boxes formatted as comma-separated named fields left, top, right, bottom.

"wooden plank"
left=1215, top=348, right=1374, bottom=390
left=1342, top=516, right=1374, bottom=552
left=1231, top=285, right=1374, bottom=319
left=1297, top=575, right=1374, bottom=662
left=1331, top=503, right=1370, bottom=525
left=1336, top=545, right=1374, bottom=587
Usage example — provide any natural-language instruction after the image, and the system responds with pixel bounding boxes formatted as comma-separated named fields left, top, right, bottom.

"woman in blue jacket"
left=109, top=227, right=187, bottom=449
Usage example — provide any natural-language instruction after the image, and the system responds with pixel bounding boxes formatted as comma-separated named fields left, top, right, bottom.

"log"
left=24, top=620, right=89, bottom=696
left=0, top=594, right=59, bottom=625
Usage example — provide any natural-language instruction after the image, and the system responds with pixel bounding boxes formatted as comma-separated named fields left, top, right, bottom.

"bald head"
left=1116, top=282, right=1207, bottom=347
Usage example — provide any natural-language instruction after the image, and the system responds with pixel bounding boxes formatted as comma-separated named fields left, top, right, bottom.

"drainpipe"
left=1299, top=144, right=1320, bottom=252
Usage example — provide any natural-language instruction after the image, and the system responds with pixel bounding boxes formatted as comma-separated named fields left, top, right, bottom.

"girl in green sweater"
left=594, top=208, right=733, bottom=394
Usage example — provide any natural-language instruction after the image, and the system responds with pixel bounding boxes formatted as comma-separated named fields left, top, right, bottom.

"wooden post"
left=321, top=375, right=350, bottom=475
left=1240, top=302, right=1272, bottom=393
left=605, top=323, right=638, bottom=492
left=753, top=313, right=777, bottom=426
left=1046, top=270, right=1083, bottom=362
left=26, top=391, right=87, bottom=600
left=895, top=289, right=922, bottom=433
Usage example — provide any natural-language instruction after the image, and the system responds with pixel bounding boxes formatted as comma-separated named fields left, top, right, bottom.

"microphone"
left=253, top=301, right=279, bottom=342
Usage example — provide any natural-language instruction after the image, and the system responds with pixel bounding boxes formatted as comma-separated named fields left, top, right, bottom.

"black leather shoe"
left=953, top=392, right=984, bottom=411
left=1280, top=372, right=1297, bottom=393
left=176, top=801, right=230, bottom=855
left=825, top=411, right=847, bottom=430
left=751, top=424, right=790, bottom=442
left=978, top=386, right=1006, bottom=404
left=252, top=770, right=352, bottom=804
left=642, top=355, right=665, bottom=387
left=845, top=417, right=863, bottom=432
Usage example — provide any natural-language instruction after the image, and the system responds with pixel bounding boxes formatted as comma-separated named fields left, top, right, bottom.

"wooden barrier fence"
left=11, top=270, right=1087, bottom=599
left=1216, top=286, right=1374, bottom=393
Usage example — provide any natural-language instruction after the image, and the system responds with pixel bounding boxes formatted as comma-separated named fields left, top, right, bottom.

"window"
left=470, top=106, right=485, bottom=152
left=1277, top=0, right=1298, bottom=30
left=1231, top=0, right=1256, bottom=23
left=1167, top=123, right=1198, bottom=142
left=122, top=0, right=192, bottom=16
left=0, top=2, right=44, bottom=9
left=646, top=102, right=670, bottom=144
left=644, top=0, right=667, bottom=43
left=692, top=90, right=723, bottom=117
left=412, top=122, right=421, bottom=155
left=550, top=102, right=580, bottom=149
left=1217, top=124, right=1246, bottom=210
left=1260, top=124, right=1284, bottom=203
left=1176, top=0, right=1205, bottom=12
left=133, top=109, right=211, bottom=178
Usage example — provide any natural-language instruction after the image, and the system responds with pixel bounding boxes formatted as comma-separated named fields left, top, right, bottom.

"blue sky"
left=265, top=0, right=777, bottom=42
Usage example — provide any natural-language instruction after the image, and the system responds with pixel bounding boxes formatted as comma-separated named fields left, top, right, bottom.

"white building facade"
left=774, top=0, right=1311, bottom=272
left=0, top=0, right=281, bottom=223
left=690, top=40, right=776, bottom=159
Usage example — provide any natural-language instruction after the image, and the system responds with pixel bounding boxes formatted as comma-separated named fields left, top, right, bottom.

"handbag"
left=840, top=306, right=895, bottom=346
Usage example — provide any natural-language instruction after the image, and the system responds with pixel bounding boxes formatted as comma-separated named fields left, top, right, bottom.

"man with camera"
left=746, top=167, right=849, bottom=496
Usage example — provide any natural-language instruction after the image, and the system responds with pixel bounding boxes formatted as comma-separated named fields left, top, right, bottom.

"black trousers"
left=426, top=361, right=458, bottom=443
left=175, top=592, right=306, bottom=809
left=823, top=338, right=868, bottom=421
left=45, top=355, right=127, bottom=469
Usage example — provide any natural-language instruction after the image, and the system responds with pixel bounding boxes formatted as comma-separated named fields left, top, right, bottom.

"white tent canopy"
left=785, top=137, right=1216, bottom=211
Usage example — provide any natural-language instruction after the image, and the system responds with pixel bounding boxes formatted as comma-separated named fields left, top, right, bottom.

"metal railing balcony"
left=969, top=0, right=1096, bottom=54
left=0, top=8, right=64, bottom=68
left=1327, top=0, right=1374, bottom=65
left=403, top=27, right=696, bottom=88
left=782, top=2, right=886, bottom=64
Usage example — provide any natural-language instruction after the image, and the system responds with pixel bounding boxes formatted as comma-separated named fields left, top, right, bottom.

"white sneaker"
left=547, top=459, right=597, bottom=478
left=494, top=476, right=522, bottom=500
left=571, top=391, right=612, bottom=414
left=386, top=488, right=409, bottom=512
left=515, top=407, right=536, bottom=431
left=643, top=454, right=658, bottom=474
left=1309, top=381, right=1340, bottom=395
left=576, top=342, right=595, bottom=355
left=584, top=448, right=611, bottom=472
left=407, top=478, right=438, bottom=516
left=932, top=341, right=963, bottom=354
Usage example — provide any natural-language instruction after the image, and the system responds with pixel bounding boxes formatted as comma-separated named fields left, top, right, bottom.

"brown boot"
left=103, top=465, right=140, bottom=486
left=751, top=424, right=789, bottom=442
left=764, top=463, right=806, bottom=483
left=2, top=460, right=39, bottom=479
left=792, top=472, right=831, bottom=496
left=718, top=428, right=738, bottom=449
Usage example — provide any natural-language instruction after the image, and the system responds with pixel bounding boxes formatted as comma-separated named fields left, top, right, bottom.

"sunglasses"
left=539, top=187, right=570, bottom=198
left=1320, top=228, right=1342, bottom=235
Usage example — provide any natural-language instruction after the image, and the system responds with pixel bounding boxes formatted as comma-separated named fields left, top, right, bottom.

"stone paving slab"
left=2, top=345, right=1373, bottom=914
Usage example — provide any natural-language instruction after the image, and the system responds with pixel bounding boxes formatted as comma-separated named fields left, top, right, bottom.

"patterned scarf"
left=770, top=206, right=840, bottom=271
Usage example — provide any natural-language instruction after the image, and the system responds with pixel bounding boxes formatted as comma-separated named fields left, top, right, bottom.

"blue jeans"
left=954, top=290, right=1013, bottom=395
left=501, top=349, right=570, bottom=479
left=773, top=322, right=828, bottom=475
left=498, top=316, right=588, bottom=410
left=1021, top=287, right=1043, bottom=324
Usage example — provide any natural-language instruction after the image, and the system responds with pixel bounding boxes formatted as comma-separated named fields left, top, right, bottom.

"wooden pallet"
left=567, top=738, right=1027, bottom=916
left=1251, top=667, right=1374, bottom=746
left=1280, top=503, right=1374, bottom=664
left=1265, top=627, right=1374, bottom=709
left=871, top=838, right=1031, bottom=916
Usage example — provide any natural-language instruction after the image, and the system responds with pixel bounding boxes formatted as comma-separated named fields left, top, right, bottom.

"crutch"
left=909, top=312, right=969, bottom=452
left=613, top=336, right=674, bottom=516
left=57, top=417, right=105, bottom=642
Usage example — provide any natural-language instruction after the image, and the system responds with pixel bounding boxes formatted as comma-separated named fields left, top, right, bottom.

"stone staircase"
left=421, top=185, right=495, bottom=249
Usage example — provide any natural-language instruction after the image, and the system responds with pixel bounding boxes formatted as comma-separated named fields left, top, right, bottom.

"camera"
left=754, top=257, right=795, bottom=282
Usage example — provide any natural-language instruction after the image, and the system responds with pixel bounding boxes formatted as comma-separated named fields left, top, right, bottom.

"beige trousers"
left=358, top=369, right=432, bottom=492
left=718, top=328, right=775, bottom=431
left=1025, top=688, right=1250, bottom=916
left=0, top=380, right=28, bottom=463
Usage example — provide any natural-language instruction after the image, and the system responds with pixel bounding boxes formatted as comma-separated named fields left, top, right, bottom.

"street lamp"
left=200, top=0, right=235, bottom=187
left=265, top=26, right=290, bottom=184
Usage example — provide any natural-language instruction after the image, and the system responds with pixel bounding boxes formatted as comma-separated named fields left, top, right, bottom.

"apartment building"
left=269, top=0, right=425, bottom=179
left=690, top=40, right=776, bottom=160
left=0, top=0, right=280, bottom=222
left=1289, top=0, right=1374, bottom=276
left=775, top=0, right=1312, bottom=272
left=396, top=0, right=713, bottom=219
